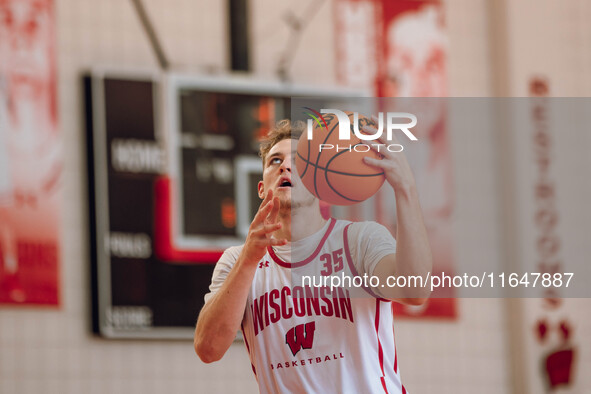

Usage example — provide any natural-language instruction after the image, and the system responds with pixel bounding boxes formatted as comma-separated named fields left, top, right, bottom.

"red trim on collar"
left=267, top=218, right=336, bottom=268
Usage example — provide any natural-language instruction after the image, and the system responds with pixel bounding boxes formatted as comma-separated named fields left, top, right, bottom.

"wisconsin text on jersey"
left=250, top=285, right=353, bottom=336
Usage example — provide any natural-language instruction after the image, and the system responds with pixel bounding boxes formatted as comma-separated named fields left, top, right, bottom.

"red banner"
left=0, top=0, right=61, bottom=305
left=335, top=0, right=455, bottom=318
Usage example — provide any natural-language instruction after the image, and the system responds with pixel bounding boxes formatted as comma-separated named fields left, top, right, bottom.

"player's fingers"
left=252, top=199, right=274, bottom=225
left=362, top=125, right=406, bottom=161
left=253, top=222, right=281, bottom=236
left=263, top=222, right=282, bottom=233
left=361, top=128, right=393, bottom=160
left=360, top=122, right=380, bottom=140
left=256, top=190, right=273, bottom=214
left=363, top=156, right=387, bottom=169
left=258, top=189, right=273, bottom=209
left=361, top=125, right=387, bottom=147
left=269, top=238, right=288, bottom=246
left=254, top=236, right=287, bottom=248
left=370, top=115, right=402, bottom=145
left=267, top=196, right=280, bottom=223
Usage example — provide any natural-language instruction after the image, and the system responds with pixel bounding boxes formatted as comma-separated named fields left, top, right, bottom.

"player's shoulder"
left=220, top=244, right=244, bottom=262
left=213, top=244, right=245, bottom=271
left=346, top=220, right=390, bottom=233
left=344, top=220, right=394, bottom=242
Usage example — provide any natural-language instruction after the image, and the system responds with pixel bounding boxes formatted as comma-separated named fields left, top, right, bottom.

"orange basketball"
left=295, top=112, right=386, bottom=206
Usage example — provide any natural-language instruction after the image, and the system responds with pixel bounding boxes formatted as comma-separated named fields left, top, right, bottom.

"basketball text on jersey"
left=269, top=352, right=345, bottom=370
left=250, top=285, right=353, bottom=336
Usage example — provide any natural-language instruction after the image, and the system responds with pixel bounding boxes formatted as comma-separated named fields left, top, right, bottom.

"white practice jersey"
left=205, top=218, right=408, bottom=394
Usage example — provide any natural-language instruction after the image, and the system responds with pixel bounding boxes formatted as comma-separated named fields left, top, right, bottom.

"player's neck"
left=275, top=205, right=327, bottom=243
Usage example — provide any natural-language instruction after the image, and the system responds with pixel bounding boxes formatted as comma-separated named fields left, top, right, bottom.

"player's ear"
left=257, top=181, right=264, bottom=200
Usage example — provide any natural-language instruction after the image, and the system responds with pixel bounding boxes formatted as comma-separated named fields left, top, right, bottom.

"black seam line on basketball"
left=297, top=151, right=385, bottom=177
left=314, top=117, right=340, bottom=199
left=299, top=138, right=311, bottom=179
left=323, top=145, right=370, bottom=202
left=313, top=121, right=338, bottom=198
left=324, top=148, right=363, bottom=202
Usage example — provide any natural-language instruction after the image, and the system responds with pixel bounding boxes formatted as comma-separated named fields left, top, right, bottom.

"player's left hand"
left=361, top=119, right=416, bottom=192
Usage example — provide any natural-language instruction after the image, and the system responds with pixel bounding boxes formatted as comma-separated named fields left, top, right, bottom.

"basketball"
left=295, top=112, right=386, bottom=206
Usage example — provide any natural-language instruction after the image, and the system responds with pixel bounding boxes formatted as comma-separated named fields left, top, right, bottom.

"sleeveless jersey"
left=228, top=218, right=407, bottom=394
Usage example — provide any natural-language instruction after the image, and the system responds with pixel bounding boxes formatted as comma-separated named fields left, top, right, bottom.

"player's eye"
left=269, top=157, right=282, bottom=165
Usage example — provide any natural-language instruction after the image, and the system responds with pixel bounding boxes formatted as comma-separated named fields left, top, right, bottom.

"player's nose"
left=280, top=156, right=291, bottom=173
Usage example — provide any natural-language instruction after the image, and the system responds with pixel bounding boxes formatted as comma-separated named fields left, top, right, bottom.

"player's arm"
left=194, top=190, right=286, bottom=363
left=364, top=128, right=432, bottom=305
left=371, top=184, right=432, bottom=304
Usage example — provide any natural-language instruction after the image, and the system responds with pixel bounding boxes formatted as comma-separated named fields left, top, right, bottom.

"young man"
left=194, top=120, right=432, bottom=393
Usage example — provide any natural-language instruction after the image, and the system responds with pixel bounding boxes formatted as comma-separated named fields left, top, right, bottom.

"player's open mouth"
left=278, top=179, right=292, bottom=188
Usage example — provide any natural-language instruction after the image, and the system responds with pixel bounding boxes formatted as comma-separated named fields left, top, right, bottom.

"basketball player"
left=194, top=120, right=432, bottom=393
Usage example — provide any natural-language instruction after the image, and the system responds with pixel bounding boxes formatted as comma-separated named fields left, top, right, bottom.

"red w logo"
left=285, top=322, right=316, bottom=356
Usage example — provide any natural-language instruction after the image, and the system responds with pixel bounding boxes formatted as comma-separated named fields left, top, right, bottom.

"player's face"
left=258, top=139, right=316, bottom=210
left=0, top=0, right=52, bottom=92
left=384, top=6, right=446, bottom=130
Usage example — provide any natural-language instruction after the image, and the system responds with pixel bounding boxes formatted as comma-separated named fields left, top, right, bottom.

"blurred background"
left=0, top=0, right=590, bottom=393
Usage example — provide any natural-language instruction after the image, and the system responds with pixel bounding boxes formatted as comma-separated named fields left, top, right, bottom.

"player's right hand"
left=241, top=189, right=287, bottom=265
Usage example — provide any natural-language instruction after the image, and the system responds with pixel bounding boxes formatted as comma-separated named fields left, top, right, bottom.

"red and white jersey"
left=205, top=218, right=407, bottom=394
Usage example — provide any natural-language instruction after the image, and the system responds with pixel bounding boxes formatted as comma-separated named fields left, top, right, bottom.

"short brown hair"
left=258, top=119, right=304, bottom=167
